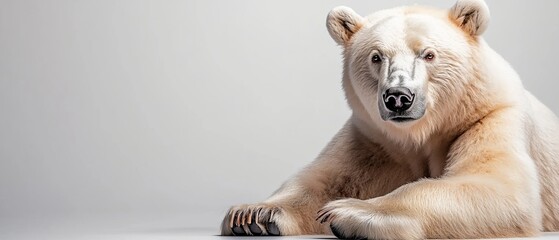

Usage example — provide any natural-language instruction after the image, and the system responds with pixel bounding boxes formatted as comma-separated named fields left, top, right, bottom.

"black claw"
left=266, top=222, right=281, bottom=236
left=316, top=210, right=328, bottom=221
left=232, top=226, right=246, bottom=236
left=321, top=213, right=332, bottom=224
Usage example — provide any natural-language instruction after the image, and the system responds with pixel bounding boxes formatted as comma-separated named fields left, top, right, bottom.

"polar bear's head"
left=327, top=0, right=490, bottom=140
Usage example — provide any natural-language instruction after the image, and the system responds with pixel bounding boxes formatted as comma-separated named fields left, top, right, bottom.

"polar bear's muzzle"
left=374, top=54, right=427, bottom=123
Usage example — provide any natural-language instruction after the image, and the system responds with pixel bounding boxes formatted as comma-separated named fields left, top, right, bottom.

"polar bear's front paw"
left=317, top=198, right=424, bottom=240
left=221, top=203, right=292, bottom=236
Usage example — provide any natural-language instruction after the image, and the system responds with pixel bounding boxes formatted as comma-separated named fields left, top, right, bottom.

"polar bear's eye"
left=424, top=52, right=435, bottom=61
left=371, top=54, right=382, bottom=63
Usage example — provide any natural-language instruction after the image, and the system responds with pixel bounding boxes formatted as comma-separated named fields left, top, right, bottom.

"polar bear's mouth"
left=390, top=117, right=416, bottom=123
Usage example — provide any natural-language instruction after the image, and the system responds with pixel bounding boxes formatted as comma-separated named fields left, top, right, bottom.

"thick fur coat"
left=220, top=0, right=559, bottom=238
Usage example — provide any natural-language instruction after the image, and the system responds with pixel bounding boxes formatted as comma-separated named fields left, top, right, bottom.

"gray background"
left=1, top=0, right=558, bottom=239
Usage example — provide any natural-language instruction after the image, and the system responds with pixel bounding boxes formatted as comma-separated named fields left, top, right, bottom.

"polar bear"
left=221, top=0, right=559, bottom=239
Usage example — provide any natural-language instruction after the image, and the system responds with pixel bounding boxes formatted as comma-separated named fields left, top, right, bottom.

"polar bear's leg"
left=318, top=109, right=542, bottom=239
left=220, top=121, right=414, bottom=236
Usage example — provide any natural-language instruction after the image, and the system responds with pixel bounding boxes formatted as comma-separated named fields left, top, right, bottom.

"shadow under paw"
left=330, top=224, right=367, bottom=240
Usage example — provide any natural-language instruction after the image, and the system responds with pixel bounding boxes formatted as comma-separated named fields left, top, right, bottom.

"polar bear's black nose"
left=383, top=87, right=415, bottom=113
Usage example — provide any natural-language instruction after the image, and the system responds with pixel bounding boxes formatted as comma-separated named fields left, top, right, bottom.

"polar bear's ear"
left=327, top=6, right=364, bottom=45
left=450, top=0, right=490, bottom=36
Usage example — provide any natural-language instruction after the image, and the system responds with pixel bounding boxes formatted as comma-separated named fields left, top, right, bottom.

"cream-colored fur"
left=221, top=0, right=559, bottom=238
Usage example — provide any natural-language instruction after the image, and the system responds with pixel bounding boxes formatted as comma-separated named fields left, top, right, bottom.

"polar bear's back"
left=526, top=90, right=559, bottom=230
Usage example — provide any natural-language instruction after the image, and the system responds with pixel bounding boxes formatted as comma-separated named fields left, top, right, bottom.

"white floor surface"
left=2, top=214, right=559, bottom=240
